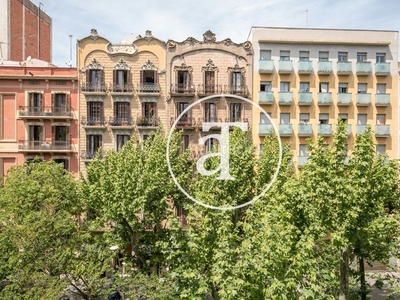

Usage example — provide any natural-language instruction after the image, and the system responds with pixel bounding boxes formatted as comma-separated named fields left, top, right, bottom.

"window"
left=260, top=81, right=272, bottom=92
left=280, top=50, right=290, bottom=61
left=89, top=69, right=102, bottom=89
left=114, top=69, right=129, bottom=90
left=53, top=93, right=66, bottom=107
left=141, top=70, right=157, bottom=84
left=53, top=158, right=69, bottom=170
left=299, top=144, right=308, bottom=157
left=377, top=83, right=386, bottom=94
left=357, top=83, right=367, bottom=94
left=319, top=113, right=329, bottom=124
left=319, top=51, right=329, bottom=62
left=376, top=53, right=386, bottom=63
left=231, top=72, right=242, bottom=93
left=177, top=70, right=191, bottom=92
left=204, top=102, right=217, bottom=122
left=376, top=145, right=386, bottom=155
left=230, top=103, right=241, bottom=122
left=87, top=102, right=103, bottom=120
left=181, top=135, right=190, bottom=153
left=143, top=102, right=157, bottom=119
left=338, top=83, right=348, bottom=93
left=357, top=52, right=367, bottom=62
left=205, top=137, right=218, bottom=152
left=357, top=114, right=367, bottom=125
left=280, top=82, right=290, bottom=92
left=29, top=125, right=43, bottom=141
left=299, top=113, right=310, bottom=124
left=339, top=113, right=348, bottom=123
left=299, top=82, right=309, bottom=92
left=260, top=113, right=271, bottom=124
left=338, top=52, right=348, bottom=62
left=177, top=102, right=189, bottom=119
left=299, top=51, right=309, bottom=61
left=319, top=82, right=329, bottom=93
left=260, top=50, right=271, bottom=60
left=87, top=135, right=102, bottom=157
left=116, top=134, right=130, bottom=151
left=114, top=102, right=130, bottom=119
left=204, top=71, right=215, bottom=93
left=376, top=114, right=386, bottom=125
left=54, top=126, right=67, bottom=141
left=28, top=92, right=43, bottom=108
left=280, top=113, right=290, bottom=124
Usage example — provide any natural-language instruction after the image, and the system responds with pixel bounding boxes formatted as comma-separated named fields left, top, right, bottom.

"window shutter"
left=86, top=70, right=89, bottom=83
left=66, top=93, right=70, bottom=108
left=99, top=135, right=103, bottom=147
left=113, top=69, right=117, bottom=86
left=127, top=70, right=131, bottom=86
left=51, top=126, right=55, bottom=141
left=51, top=93, right=54, bottom=107
left=40, top=93, right=43, bottom=107
left=154, top=70, right=158, bottom=84
left=101, top=70, right=105, bottom=89
left=140, top=70, right=143, bottom=84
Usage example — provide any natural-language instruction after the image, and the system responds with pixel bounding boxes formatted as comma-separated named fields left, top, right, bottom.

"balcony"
left=318, top=93, right=332, bottom=105
left=108, top=117, right=134, bottom=128
left=81, top=117, right=106, bottom=129
left=136, top=83, right=161, bottom=94
left=375, top=62, right=390, bottom=76
left=337, top=62, right=352, bottom=75
left=170, top=83, right=195, bottom=96
left=279, top=124, right=292, bottom=136
left=375, top=125, right=390, bottom=137
left=278, top=92, right=293, bottom=105
left=259, top=123, right=273, bottom=136
left=258, top=60, right=275, bottom=74
left=298, top=124, right=312, bottom=136
left=297, top=156, right=309, bottom=168
left=197, top=84, right=223, bottom=96
left=18, top=140, right=71, bottom=152
left=356, top=124, right=369, bottom=135
left=318, top=124, right=332, bottom=136
left=298, top=92, right=312, bottom=105
left=356, top=93, right=371, bottom=106
left=136, top=116, right=160, bottom=128
left=18, top=106, right=72, bottom=119
left=298, top=60, right=313, bottom=74
left=171, top=117, right=196, bottom=129
left=375, top=94, right=390, bottom=106
left=278, top=60, right=293, bottom=74
left=356, top=62, right=372, bottom=75
left=259, top=91, right=274, bottom=105
left=81, top=150, right=103, bottom=162
left=337, top=93, right=352, bottom=106
left=317, top=61, right=333, bottom=75
left=225, top=85, right=250, bottom=97
left=80, top=82, right=107, bottom=94
left=109, top=83, right=134, bottom=94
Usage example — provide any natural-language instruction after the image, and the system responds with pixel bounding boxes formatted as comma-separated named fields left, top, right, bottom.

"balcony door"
left=29, top=125, right=43, bottom=141
left=204, top=71, right=215, bottom=93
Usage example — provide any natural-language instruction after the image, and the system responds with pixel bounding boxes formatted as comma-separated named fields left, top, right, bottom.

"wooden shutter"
left=51, top=126, right=55, bottom=141
left=51, top=93, right=54, bottom=107
left=39, top=93, right=43, bottom=107
left=113, top=69, right=117, bottom=86
left=140, top=70, right=143, bottom=84
left=101, top=70, right=105, bottom=90
left=154, top=70, right=158, bottom=84
left=66, top=93, right=70, bottom=108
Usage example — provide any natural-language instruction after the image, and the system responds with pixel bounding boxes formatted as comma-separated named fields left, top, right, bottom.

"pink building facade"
left=0, top=61, right=78, bottom=178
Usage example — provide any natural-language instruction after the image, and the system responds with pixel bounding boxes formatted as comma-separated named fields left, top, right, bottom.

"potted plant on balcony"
left=138, top=117, right=149, bottom=126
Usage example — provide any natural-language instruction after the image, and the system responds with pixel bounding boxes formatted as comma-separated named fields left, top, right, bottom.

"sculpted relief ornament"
left=106, top=44, right=137, bottom=56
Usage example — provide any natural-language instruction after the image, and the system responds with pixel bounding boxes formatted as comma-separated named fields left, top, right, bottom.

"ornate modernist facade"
left=165, top=30, right=253, bottom=157
left=77, top=29, right=167, bottom=174
left=249, top=27, right=399, bottom=165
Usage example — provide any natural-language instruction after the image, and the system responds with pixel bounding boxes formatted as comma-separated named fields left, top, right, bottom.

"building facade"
left=0, top=60, right=79, bottom=178
left=165, top=30, right=253, bottom=157
left=249, top=27, right=399, bottom=167
left=77, top=29, right=167, bottom=175
left=0, top=0, right=52, bottom=63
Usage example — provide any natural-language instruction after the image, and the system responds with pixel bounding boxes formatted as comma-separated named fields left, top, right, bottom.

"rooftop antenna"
left=305, top=9, right=308, bottom=28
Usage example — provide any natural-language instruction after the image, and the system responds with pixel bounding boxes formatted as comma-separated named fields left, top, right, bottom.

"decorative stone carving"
left=83, top=58, right=104, bottom=71
left=167, top=40, right=176, bottom=51
left=227, top=63, right=245, bottom=74
left=139, top=96, right=158, bottom=103
left=112, top=96, right=132, bottom=102
left=141, top=60, right=157, bottom=70
left=107, top=44, right=137, bottom=56
left=203, top=30, right=216, bottom=43
left=90, top=29, right=99, bottom=41
left=145, top=30, right=153, bottom=41
left=243, top=41, right=253, bottom=54
left=113, top=59, right=131, bottom=70
left=85, top=95, right=105, bottom=102
left=202, top=59, right=219, bottom=72
left=174, top=63, right=193, bottom=73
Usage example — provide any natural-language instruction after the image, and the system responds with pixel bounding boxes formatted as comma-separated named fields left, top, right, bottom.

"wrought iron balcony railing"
left=136, top=83, right=161, bottom=93
left=80, top=82, right=107, bottom=92
left=81, top=117, right=106, bottom=126
left=224, top=85, right=249, bottom=96
left=171, top=117, right=196, bottom=128
left=109, top=83, right=134, bottom=93
left=80, top=150, right=103, bottom=160
left=18, top=140, right=71, bottom=151
left=197, top=84, right=223, bottom=95
left=108, top=117, right=133, bottom=126
left=18, top=106, right=72, bottom=117
left=136, top=116, right=160, bottom=127
left=170, top=83, right=195, bottom=94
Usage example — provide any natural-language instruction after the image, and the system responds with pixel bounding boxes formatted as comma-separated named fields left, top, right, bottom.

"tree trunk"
left=339, top=246, right=349, bottom=300
left=359, top=256, right=367, bottom=300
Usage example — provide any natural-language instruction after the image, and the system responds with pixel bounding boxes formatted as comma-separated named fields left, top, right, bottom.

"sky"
left=30, top=0, right=400, bottom=68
